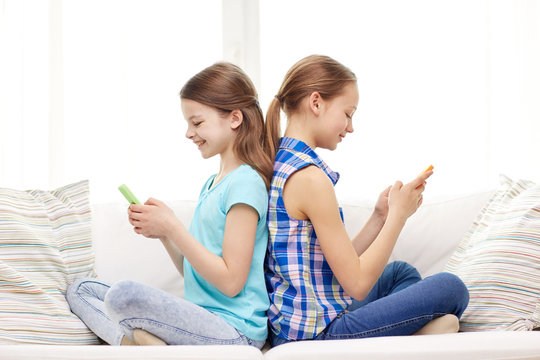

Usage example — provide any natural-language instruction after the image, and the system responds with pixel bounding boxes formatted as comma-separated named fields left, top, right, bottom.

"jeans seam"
left=72, top=280, right=125, bottom=345
left=119, top=318, right=246, bottom=345
left=325, top=312, right=447, bottom=339
left=73, top=280, right=111, bottom=322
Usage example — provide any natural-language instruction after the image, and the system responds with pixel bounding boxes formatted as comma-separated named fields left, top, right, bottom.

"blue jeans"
left=271, top=261, right=469, bottom=346
left=66, top=278, right=265, bottom=348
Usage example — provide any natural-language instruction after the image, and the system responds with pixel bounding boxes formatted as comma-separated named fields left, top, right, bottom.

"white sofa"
left=3, top=190, right=540, bottom=360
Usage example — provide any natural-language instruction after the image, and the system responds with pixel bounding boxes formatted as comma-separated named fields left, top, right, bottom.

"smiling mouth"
left=194, top=140, right=206, bottom=149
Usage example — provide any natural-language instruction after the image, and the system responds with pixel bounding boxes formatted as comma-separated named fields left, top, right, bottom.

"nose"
left=347, top=119, right=354, bottom=133
left=185, top=125, right=194, bottom=139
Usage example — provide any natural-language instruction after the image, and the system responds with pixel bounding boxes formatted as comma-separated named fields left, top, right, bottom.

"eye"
left=193, top=121, right=202, bottom=127
left=345, top=113, right=352, bottom=120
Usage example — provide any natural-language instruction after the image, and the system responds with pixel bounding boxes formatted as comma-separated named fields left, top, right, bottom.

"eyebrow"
left=188, top=114, right=203, bottom=121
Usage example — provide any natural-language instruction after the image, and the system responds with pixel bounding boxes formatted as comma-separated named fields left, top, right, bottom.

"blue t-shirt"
left=183, top=164, right=270, bottom=341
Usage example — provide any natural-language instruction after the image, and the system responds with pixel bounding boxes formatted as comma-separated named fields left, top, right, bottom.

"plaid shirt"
left=265, top=137, right=352, bottom=341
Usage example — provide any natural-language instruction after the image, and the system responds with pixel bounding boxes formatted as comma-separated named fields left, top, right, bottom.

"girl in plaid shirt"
left=264, top=55, right=469, bottom=346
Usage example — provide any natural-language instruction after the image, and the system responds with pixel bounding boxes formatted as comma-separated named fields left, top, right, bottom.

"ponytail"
left=180, top=62, right=274, bottom=188
left=268, top=55, right=357, bottom=149
left=264, top=97, right=282, bottom=160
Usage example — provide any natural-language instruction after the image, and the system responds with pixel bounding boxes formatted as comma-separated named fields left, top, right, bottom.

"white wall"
left=1, top=0, right=539, bottom=204
left=260, top=0, right=540, bottom=202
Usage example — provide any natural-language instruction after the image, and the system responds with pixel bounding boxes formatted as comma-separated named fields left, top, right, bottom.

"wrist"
left=386, top=209, right=408, bottom=227
left=162, top=217, right=179, bottom=240
left=370, top=211, right=387, bottom=227
left=166, top=217, right=189, bottom=246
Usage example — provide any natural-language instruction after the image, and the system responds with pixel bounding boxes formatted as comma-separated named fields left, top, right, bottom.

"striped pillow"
left=445, top=175, right=540, bottom=331
left=0, top=180, right=99, bottom=344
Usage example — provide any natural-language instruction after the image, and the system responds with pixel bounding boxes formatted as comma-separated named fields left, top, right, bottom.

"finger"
left=145, top=197, right=163, bottom=206
left=129, top=204, right=145, bottom=213
left=390, top=181, right=403, bottom=196
left=412, top=171, right=433, bottom=188
left=418, top=165, right=434, bottom=177
left=129, top=210, right=144, bottom=221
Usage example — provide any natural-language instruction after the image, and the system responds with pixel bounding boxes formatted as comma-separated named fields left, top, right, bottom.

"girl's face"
left=181, top=99, right=237, bottom=159
left=316, top=83, right=359, bottom=150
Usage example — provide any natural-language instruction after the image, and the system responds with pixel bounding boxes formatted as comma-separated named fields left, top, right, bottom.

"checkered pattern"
left=265, top=137, right=352, bottom=341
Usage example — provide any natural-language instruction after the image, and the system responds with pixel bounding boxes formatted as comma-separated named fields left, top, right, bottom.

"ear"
left=308, top=92, right=322, bottom=116
left=229, top=109, right=243, bottom=130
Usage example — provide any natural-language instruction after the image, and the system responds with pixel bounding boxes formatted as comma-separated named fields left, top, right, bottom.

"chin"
left=200, top=150, right=219, bottom=159
left=327, top=142, right=339, bottom=150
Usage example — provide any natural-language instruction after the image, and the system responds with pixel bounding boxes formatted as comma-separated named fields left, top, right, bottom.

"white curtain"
left=1, top=0, right=223, bottom=202
left=1, top=0, right=539, bottom=203
left=260, top=0, right=540, bottom=202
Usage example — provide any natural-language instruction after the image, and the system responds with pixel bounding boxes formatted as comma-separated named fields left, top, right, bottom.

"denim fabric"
left=66, top=278, right=265, bottom=348
left=271, top=261, right=469, bottom=346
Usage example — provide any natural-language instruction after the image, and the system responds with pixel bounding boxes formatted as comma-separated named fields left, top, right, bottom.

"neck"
left=215, top=147, right=243, bottom=184
left=283, top=114, right=317, bottom=149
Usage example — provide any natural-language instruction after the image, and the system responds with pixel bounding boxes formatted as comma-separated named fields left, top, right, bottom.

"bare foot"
left=133, top=329, right=167, bottom=345
left=120, top=336, right=137, bottom=346
left=414, top=314, right=459, bottom=335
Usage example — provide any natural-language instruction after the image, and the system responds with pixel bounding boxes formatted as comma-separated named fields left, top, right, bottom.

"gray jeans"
left=66, top=278, right=265, bottom=348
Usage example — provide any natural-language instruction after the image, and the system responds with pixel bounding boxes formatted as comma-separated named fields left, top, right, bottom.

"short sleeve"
left=225, top=166, right=268, bottom=220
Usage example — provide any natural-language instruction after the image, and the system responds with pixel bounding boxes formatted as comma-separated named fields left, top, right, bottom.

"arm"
left=352, top=173, right=429, bottom=255
left=351, top=212, right=386, bottom=256
left=351, top=186, right=390, bottom=255
left=160, top=237, right=185, bottom=277
left=128, top=199, right=258, bottom=297
left=284, top=166, right=431, bottom=301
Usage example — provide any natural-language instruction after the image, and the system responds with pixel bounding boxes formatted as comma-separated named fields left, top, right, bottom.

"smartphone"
left=423, top=165, right=434, bottom=174
left=118, top=184, right=141, bottom=204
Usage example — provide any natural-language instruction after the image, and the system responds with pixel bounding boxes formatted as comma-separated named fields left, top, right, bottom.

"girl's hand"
left=128, top=198, right=181, bottom=239
left=373, top=185, right=391, bottom=221
left=387, top=171, right=433, bottom=222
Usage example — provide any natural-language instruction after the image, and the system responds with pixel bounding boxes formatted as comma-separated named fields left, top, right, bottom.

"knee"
left=389, top=260, right=417, bottom=272
left=388, top=261, right=421, bottom=280
left=104, top=280, right=139, bottom=314
left=433, top=272, right=469, bottom=316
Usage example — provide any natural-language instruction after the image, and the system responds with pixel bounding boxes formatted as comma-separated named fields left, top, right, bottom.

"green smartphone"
left=118, top=184, right=141, bottom=204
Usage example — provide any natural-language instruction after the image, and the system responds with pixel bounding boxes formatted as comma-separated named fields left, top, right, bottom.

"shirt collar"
left=279, top=137, right=340, bottom=185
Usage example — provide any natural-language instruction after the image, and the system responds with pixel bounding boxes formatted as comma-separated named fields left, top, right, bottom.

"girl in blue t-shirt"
left=66, top=63, right=272, bottom=348
left=264, top=55, right=469, bottom=347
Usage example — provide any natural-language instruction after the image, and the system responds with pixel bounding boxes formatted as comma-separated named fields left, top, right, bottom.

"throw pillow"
left=0, top=180, right=99, bottom=344
left=444, top=175, right=540, bottom=331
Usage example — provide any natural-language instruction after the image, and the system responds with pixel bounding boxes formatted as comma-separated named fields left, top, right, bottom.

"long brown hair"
left=180, top=62, right=274, bottom=188
left=265, top=55, right=357, bottom=156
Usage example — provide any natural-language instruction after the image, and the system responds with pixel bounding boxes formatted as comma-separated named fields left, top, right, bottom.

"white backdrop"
left=1, top=0, right=539, bottom=204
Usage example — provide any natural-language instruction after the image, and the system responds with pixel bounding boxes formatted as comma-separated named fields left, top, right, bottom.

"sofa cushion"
left=263, top=331, right=540, bottom=360
left=91, top=200, right=195, bottom=297
left=388, top=191, right=493, bottom=277
left=0, top=180, right=99, bottom=344
left=445, top=175, right=540, bottom=331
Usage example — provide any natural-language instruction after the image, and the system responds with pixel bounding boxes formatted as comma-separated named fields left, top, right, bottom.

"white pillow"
left=0, top=181, right=99, bottom=344
left=444, top=175, right=540, bottom=331
left=91, top=199, right=193, bottom=297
